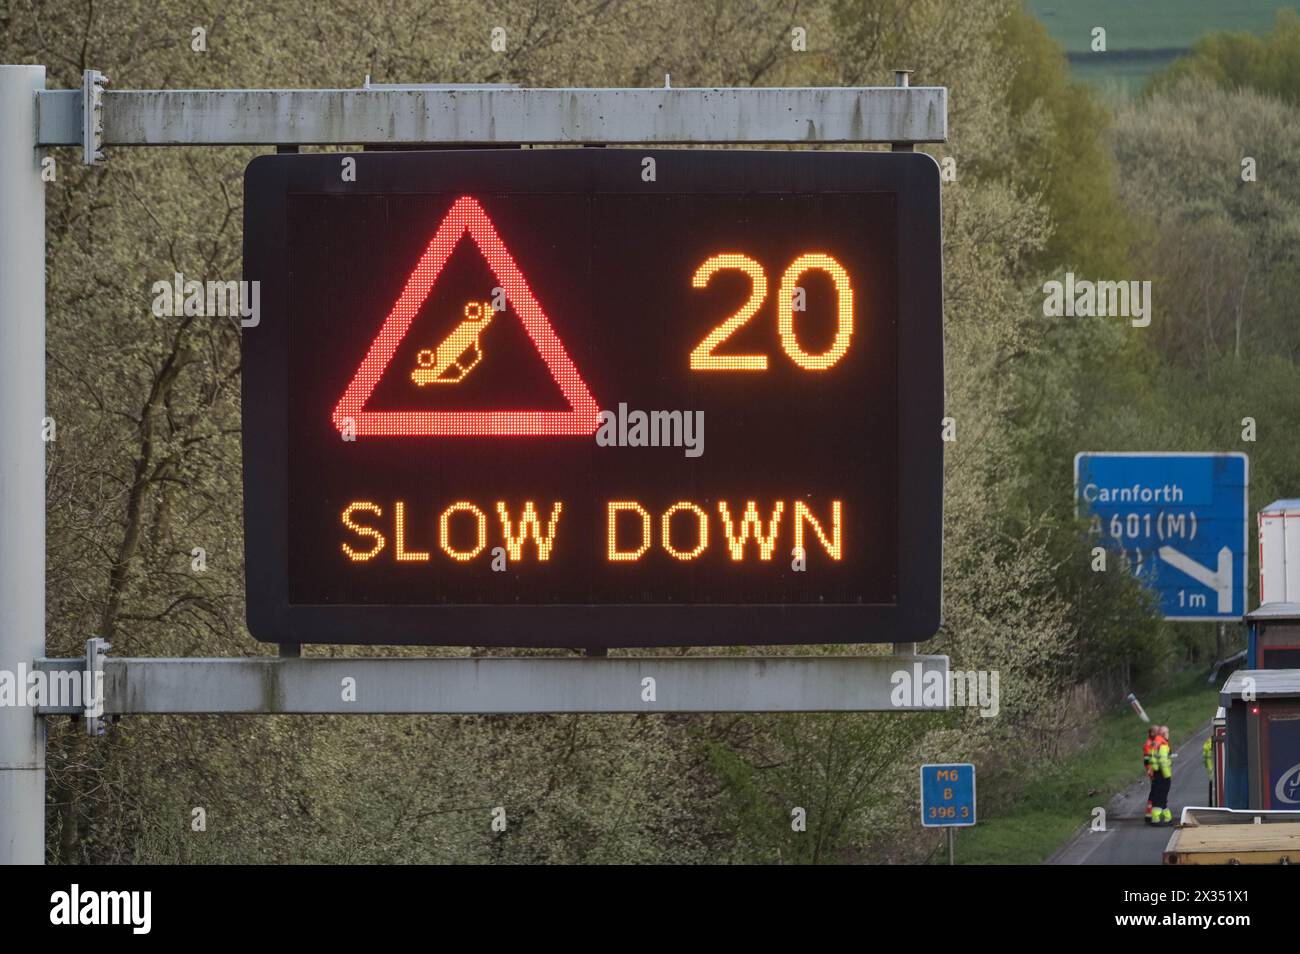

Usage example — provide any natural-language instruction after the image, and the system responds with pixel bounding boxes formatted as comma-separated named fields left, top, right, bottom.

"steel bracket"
left=83, top=636, right=111, bottom=734
left=81, top=69, right=108, bottom=165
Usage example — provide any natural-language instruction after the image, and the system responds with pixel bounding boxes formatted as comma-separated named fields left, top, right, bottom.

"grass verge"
left=953, top=669, right=1220, bottom=864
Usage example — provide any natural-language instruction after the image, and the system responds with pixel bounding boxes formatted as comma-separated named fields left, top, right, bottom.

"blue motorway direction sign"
left=920, top=763, right=976, bottom=828
left=1074, top=453, right=1248, bottom=621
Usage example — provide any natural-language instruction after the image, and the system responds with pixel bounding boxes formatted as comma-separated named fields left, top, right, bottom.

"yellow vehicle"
left=412, top=301, right=495, bottom=385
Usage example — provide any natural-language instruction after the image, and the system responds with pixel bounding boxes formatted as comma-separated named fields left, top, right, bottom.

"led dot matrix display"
left=242, top=148, right=943, bottom=647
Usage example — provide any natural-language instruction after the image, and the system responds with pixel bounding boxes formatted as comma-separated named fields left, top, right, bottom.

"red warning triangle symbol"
left=332, top=196, right=601, bottom=437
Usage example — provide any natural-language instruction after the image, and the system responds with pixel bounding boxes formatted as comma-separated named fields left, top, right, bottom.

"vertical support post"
left=947, top=826, right=955, bottom=865
left=0, top=65, right=47, bottom=864
left=891, top=71, right=915, bottom=153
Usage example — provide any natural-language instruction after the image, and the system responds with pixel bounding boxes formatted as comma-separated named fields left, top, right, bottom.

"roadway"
left=1048, top=722, right=1213, bottom=865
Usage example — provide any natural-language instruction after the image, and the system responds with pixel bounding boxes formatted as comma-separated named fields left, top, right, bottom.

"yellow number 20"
left=690, top=252, right=854, bottom=372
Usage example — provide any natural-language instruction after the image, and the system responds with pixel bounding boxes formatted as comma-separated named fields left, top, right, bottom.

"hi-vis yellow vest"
left=1153, top=737, right=1171, bottom=779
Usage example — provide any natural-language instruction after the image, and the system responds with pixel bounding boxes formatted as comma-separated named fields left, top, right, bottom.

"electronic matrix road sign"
left=242, top=149, right=944, bottom=646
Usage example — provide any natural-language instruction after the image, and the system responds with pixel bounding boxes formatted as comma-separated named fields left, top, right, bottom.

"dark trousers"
left=1150, top=775, right=1171, bottom=810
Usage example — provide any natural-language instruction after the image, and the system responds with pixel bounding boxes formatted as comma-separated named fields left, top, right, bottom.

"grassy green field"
left=952, top=670, right=1221, bottom=864
left=1027, top=0, right=1288, bottom=91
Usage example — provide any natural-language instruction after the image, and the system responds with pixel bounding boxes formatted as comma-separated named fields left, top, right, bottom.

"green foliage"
left=1116, top=78, right=1300, bottom=363
left=705, top=712, right=936, bottom=863
left=1149, top=9, right=1300, bottom=106
left=981, top=6, right=1132, bottom=275
left=1106, top=79, right=1300, bottom=656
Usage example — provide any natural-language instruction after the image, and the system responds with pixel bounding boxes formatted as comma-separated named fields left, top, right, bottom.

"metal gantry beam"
left=33, top=654, right=951, bottom=715
left=35, top=84, right=948, bottom=147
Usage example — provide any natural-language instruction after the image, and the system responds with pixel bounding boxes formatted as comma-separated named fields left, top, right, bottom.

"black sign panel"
left=242, top=149, right=943, bottom=646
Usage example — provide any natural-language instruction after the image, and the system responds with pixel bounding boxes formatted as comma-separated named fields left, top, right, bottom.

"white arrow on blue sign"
left=1074, top=452, right=1248, bottom=621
